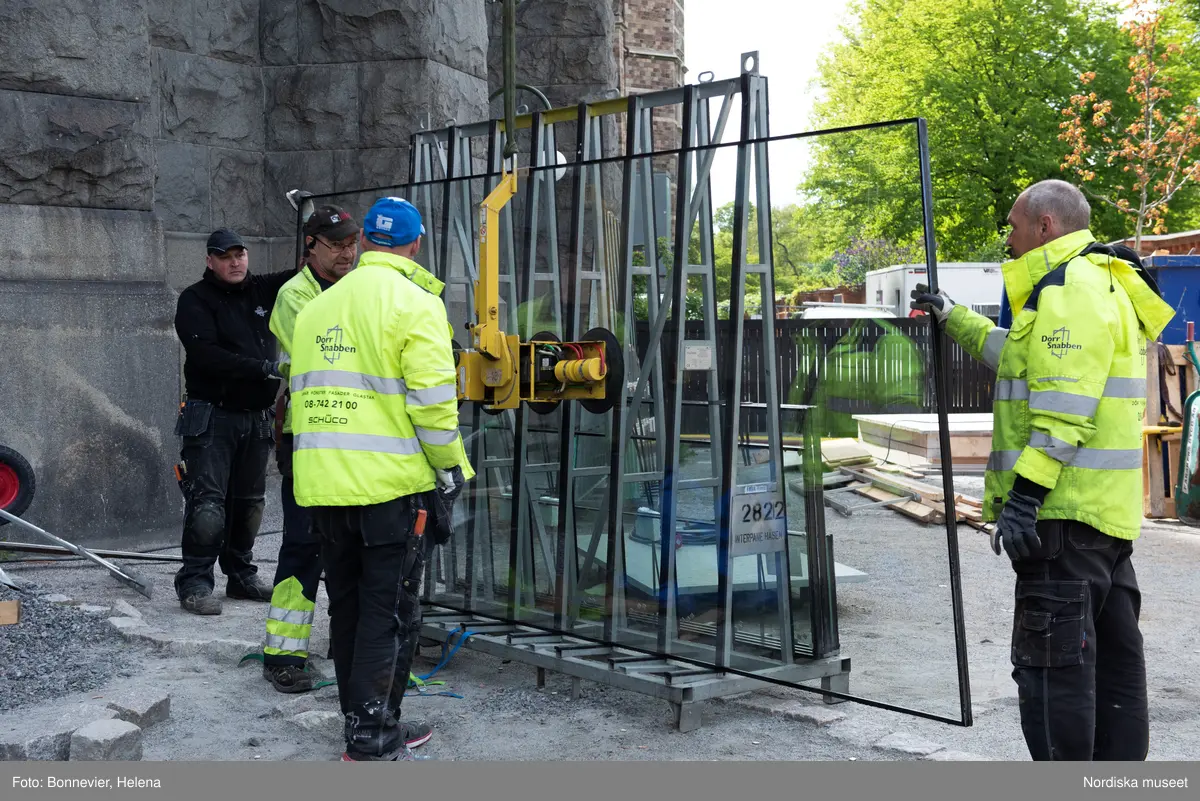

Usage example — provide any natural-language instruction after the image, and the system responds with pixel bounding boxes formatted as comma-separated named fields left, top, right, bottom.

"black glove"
left=261, top=359, right=283, bottom=379
left=909, top=283, right=956, bottom=324
left=435, top=466, right=465, bottom=503
left=992, top=477, right=1049, bottom=560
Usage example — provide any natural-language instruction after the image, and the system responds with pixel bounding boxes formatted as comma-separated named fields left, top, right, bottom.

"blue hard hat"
left=363, top=197, right=425, bottom=247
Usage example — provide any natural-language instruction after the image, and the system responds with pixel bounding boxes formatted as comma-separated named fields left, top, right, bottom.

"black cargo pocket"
left=1011, top=579, right=1093, bottom=668
left=174, top=401, right=214, bottom=444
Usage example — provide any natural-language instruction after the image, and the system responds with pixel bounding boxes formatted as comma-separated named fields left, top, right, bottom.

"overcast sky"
left=682, top=0, right=854, bottom=207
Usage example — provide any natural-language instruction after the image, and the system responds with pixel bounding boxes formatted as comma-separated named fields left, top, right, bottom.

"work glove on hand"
left=909, top=283, right=956, bottom=325
left=261, top=359, right=283, bottom=379
left=992, top=477, right=1048, bottom=560
left=435, top=466, right=466, bottom=503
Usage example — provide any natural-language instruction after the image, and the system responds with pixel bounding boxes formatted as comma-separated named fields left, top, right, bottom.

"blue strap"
left=415, top=628, right=477, bottom=682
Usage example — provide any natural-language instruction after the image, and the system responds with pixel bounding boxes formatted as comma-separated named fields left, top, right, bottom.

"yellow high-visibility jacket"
left=268, top=265, right=323, bottom=434
left=945, top=229, right=1174, bottom=540
left=289, top=251, right=475, bottom=507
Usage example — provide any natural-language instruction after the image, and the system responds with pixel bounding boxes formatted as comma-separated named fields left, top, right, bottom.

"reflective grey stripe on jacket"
left=988, top=446, right=1142, bottom=472
left=291, top=369, right=408, bottom=395
left=293, top=432, right=423, bottom=455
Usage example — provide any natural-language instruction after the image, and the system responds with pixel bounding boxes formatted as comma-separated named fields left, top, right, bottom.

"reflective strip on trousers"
left=291, top=369, right=408, bottom=395
left=982, top=327, right=1008, bottom=371
left=268, top=606, right=315, bottom=627
left=294, top=432, right=423, bottom=455
left=989, top=446, right=1142, bottom=472
left=265, top=633, right=309, bottom=653
left=406, top=384, right=457, bottom=406
left=415, top=425, right=460, bottom=446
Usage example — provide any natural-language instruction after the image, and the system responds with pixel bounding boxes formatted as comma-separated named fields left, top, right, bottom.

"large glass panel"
left=297, top=97, right=972, bottom=727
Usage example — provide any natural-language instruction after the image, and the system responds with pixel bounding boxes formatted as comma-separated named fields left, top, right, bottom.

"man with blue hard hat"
left=289, top=196, right=474, bottom=761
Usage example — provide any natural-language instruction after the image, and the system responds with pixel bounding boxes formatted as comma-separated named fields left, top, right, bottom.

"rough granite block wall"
left=0, top=0, right=490, bottom=548
left=0, top=0, right=662, bottom=548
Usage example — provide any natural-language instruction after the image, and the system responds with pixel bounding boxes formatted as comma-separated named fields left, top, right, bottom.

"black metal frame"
left=295, top=94, right=973, bottom=727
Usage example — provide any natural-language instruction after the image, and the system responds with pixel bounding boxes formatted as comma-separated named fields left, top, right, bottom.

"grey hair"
left=1019, top=179, right=1091, bottom=232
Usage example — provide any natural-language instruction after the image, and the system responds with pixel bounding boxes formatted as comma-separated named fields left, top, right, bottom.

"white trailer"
left=865, top=262, right=1004, bottom=320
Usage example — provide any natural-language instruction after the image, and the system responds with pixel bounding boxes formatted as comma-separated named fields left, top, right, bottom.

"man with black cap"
left=258, top=205, right=360, bottom=692
left=172, top=228, right=299, bottom=615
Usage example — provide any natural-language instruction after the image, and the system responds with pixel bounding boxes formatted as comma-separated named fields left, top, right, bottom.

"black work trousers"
left=173, top=402, right=273, bottom=599
left=313, top=494, right=426, bottom=757
left=264, top=434, right=323, bottom=668
left=1009, top=518, right=1149, bottom=761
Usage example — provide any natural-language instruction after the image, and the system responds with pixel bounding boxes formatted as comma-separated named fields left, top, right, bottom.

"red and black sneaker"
left=340, top=721, right=432, bottom=761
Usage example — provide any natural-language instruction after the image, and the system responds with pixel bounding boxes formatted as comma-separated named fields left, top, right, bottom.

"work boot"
left=225, top=574, right=273, bottom=601
left=344, top=704, right=433, bottom=758
left=263, top=663, right=314, bottom=694
left=341, top=722, right=432, bottom=761
left=180, top=590, right=222, bottom=615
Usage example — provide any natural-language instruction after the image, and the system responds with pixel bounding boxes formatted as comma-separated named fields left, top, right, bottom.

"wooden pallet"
left=1144, top=343, right=1198, bottom=519
left=834, top=466, right=991, bottom=532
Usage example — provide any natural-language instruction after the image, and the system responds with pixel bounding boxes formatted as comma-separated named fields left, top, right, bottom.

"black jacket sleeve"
left=255, top=268, right=301, bottom=306
left=175, top=289, right=271, bottom=380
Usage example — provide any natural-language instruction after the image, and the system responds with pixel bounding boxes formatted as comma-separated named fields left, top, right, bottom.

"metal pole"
left=502, top=0, right=518, bottom=159
left=916, top=117, right=973, bottom=727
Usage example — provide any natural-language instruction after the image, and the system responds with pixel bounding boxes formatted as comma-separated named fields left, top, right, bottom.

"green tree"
left=1060, top=0, right=1200, bottom=246
left=803, top=0, right=1139, bottom=257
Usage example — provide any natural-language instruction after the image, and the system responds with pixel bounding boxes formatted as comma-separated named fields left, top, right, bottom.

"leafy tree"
left=802, top=0, right=1141, bottom=257
left=1060, top=0, right=1200, bottom=248
left=830, top=236, right=923, bottom=287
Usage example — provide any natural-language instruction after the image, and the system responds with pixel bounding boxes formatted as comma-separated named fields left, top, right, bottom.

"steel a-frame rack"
left=408, top=53, right=851, bottom=731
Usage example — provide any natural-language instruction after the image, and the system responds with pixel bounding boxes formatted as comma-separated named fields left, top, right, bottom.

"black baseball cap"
left=304, top=206, right=360, bottom=242
left=206, top=228, right=246, bottom=254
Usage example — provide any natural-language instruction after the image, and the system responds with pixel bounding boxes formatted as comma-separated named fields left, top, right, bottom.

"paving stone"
left=70, top=719, right=142, bottom=761
left=0, top=702, right=120, bottom=761
left=44, top=594, right=73, bottom=604
left=112, top=600, right=143, bottom=620
left=873, top=731, right=946, bottom=757
left=116, top=628, right=260, bottom=663
left=103, top=689, right=171, bottom=729
left=77, top=605, right=111, bottom=615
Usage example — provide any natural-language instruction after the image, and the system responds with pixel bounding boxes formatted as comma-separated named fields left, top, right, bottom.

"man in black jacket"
left=173, top=228, right=298, bottom=615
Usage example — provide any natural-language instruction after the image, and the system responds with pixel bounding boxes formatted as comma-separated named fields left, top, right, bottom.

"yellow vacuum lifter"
left=453, top=168, right=620, bottom=414
left=452, top=0, right=620, bottom=415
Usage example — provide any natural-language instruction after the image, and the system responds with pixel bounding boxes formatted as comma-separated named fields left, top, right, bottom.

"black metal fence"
left=633, top=317, right=995, bottom=435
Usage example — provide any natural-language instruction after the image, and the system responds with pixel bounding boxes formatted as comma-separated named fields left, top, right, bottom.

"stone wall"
left=0, top=1, right=490, bottom=548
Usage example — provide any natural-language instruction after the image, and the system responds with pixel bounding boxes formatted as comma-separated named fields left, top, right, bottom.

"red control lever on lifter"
left=414, top=508, right=427, bottom=537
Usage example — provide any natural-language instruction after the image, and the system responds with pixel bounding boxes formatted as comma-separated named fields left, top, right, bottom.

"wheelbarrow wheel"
left=0, top=445, right=36, bottom=524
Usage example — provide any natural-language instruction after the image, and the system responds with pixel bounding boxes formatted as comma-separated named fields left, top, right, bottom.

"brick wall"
left=614, top=0, right=686, bottom=154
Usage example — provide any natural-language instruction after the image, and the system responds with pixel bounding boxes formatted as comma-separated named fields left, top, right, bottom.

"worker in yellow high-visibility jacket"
left=259, top=205, right=359, bottom=694
left=912, top=179, right=1174, bottom=762
left=290, top=196, right=474, bottom=761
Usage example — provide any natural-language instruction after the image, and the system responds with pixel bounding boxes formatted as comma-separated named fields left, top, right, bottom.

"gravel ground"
left=0, top=581, right=152, bottom=713
left=2, top=469, right=1198, bottom=761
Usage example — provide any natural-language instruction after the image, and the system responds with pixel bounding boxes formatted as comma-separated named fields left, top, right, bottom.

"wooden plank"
left=853, top=485, right=941, bottom=524
left=1146, top=342, right=1162, bottom=426
left=859, top=468, right=946, bottom=503
left=0, top=600, right=19, bottom=626
left=1145, top=432, right=1169, bottom=518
